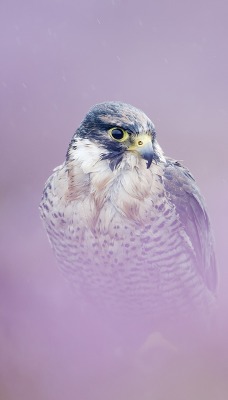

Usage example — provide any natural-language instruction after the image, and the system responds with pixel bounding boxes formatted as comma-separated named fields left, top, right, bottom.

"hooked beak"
left=128, top=134, right=154, bottom=169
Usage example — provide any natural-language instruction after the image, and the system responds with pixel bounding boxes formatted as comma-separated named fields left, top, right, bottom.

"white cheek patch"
left=73, top=139, right=108, bottom=173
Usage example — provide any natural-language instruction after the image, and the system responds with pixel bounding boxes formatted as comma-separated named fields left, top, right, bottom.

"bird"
left=39, top=101, right=217, bottom=348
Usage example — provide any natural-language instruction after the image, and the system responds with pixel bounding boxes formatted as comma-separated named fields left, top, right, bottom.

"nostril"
left=138, top=140, right=143, bottom=146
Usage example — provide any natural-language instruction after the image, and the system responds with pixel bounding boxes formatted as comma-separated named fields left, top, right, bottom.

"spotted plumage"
left=40, top=102, right=217, bottom=341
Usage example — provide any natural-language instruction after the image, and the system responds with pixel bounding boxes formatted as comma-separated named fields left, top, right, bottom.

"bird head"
left=67, top=102, right=164, bottom=171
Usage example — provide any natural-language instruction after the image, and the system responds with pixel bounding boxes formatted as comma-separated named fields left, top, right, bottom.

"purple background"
left=1, top=0, right=228, bottom=399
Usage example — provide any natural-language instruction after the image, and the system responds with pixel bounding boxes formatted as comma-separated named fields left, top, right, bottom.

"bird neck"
left=66, top=154, right=166, bottom=228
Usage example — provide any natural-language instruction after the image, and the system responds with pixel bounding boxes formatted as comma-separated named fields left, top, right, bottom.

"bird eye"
left=109, top=127, right=128, bottom=142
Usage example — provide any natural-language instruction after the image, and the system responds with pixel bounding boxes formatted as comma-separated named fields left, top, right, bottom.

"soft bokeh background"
left=1, top=0, right=228, bottom=399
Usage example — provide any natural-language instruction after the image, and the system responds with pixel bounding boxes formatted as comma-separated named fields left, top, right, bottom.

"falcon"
left=40, top=102, right=217, bottom=344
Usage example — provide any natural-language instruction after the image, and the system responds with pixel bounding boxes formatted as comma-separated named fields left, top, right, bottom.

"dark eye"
left=111, top=129, right=124, bottom=140
left=109, top=127, right=128, bottom=142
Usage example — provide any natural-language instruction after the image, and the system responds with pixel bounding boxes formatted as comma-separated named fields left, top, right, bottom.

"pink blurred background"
left=1, top=0, right=228, bottom=399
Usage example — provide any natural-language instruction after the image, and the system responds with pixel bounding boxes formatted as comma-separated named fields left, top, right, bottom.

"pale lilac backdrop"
left=1, top=0, right=228, bottom=399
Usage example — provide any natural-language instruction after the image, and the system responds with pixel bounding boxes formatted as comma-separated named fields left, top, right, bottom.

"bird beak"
left=128, top=134, right=154, bottom=169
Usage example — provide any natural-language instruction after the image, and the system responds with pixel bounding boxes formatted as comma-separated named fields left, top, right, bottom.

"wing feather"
left=164, top=159, right=217, bottom=293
